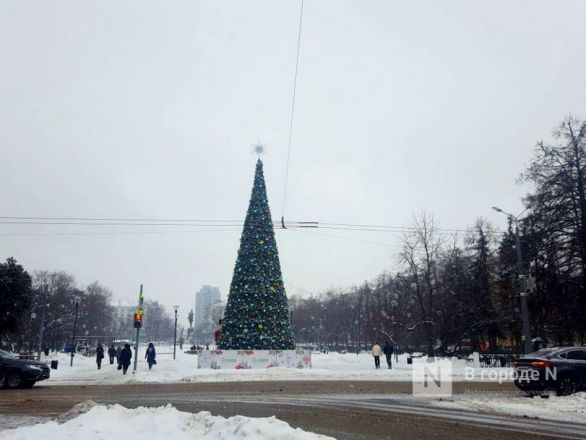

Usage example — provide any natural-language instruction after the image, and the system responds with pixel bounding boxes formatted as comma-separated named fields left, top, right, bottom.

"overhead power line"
left=289, top=228, right=400, bottom=248
left=281, top=0, right=305, bottom=221
left=0, top=215, right=503, bottom=235
left=0, top=228, right=241, bottom=238
left=0, top=220, right=244, bottom=227
left=0, top=216, right=243, bottom=223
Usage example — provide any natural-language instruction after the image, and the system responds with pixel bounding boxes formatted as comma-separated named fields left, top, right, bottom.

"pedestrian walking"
left=96, top=343, right=105, bottom=370
left=145, top=342, right=157, bottom=370
left=116, top=345, right=122, bottom=366
left=119, top=343, right=132, bottom=375
left=108, top=345, right=116, bottom=365
left=383, top=341, right=394, bottom=369
left=214, top=319, right=223, bottom=345
left=372, top=341, right=382, bottom=369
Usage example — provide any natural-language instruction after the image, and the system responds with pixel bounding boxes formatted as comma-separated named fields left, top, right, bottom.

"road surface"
left=0, top=381, right=583, bottom=439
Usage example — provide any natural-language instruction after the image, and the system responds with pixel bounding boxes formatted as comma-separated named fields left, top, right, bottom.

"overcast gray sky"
left=1, top=0, right=586, bottom=325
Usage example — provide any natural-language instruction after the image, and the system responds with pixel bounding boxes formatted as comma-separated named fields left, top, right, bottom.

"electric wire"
left=281, top=0, right=305, bottom=219
left=288, top=227, right=400, bottom=248
left=0, top=228, right=241, bottom=237
left=0, top=216, right=503, bottom=235
left=0, top=216, right=244, bottom=223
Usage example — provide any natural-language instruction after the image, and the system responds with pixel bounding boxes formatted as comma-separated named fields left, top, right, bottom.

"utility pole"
left=37, top=287, right=48, bottom=361
left=514, top=222, right=533, bottom=354
left=492, top=206, right=532, bottom=354
left=133, top=285, right=144, bottom=373
left=395, top=320, right=399, bottom=363
left=173, top=306, right=179, bottom=360
left=70, top=296, right=80, bottom=366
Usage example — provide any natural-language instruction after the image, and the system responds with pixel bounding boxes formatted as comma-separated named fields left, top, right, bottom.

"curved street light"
left=492, top=206, right=532, bottom=354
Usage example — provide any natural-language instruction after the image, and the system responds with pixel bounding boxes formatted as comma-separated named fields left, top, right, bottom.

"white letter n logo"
left=412, top=359, right=453, bottom=397
left=424, top=365, right=441, bottom=389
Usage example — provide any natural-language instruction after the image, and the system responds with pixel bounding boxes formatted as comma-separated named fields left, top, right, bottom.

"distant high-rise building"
left=195, top=285, right=221, bottom=328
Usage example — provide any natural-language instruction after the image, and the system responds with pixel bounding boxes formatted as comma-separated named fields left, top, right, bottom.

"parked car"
left=513, top=346, right=586, bottom=396
left=446, top=345, right=474, bottom=359
left=0, top=349, right=50, bottom=389
left=61, top=343, right=75, bottom=353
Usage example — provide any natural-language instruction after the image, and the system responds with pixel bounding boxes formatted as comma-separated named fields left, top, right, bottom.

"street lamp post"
left=492, top=206, right=532, bottom=354
left=173, top=306, right=179, bottom=360
left=391, top=297, right=400, bottom=363
left=70, top=296, right=81, bottom=367
left=36, top=285, right=50, bottom=361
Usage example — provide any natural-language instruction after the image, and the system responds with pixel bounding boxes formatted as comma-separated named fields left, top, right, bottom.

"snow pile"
left=55, top=400, right=99, bottom=422
left=0, top=417, right=48, bottom=430
left=0, top=403, right=335, bottom=440
left=432, top=392, right=586, bottom=423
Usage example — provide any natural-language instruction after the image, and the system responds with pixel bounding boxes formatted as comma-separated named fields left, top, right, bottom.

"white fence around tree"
left=198, top=349, right=312, bottom=369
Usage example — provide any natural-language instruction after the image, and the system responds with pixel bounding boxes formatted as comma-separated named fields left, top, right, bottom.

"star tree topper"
left=253, top=144, right=266, bottom=158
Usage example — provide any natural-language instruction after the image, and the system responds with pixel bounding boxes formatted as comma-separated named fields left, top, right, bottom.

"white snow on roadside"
left=0, top=403, right=335, bottom=440
left=430, top=392, right=586, bottom=423
left=0, top=417, right=49, bottom=430
left=40, top=348, right=512, bottom=385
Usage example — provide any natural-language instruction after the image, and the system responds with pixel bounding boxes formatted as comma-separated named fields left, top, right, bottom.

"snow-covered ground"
left=4, top=349, right=585, bottom=434
left=0, top=402, right=334, bottom=440
left=430, top=392, right=586, bottom=424
left=40, top=347, right=512, bottom=385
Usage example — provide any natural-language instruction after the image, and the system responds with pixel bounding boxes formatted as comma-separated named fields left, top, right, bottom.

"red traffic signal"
left=134, top=312, right=143, bottom=328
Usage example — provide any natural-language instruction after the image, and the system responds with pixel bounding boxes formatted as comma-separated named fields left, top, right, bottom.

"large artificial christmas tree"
left=218, top=159, right=295, bottom=350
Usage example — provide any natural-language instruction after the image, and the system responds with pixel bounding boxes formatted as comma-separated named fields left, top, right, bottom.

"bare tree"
left=399, top=212, right=443, bottom=354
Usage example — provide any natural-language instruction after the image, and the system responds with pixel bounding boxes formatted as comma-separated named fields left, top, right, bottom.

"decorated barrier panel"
left=197, top=349, right=311, bottom=369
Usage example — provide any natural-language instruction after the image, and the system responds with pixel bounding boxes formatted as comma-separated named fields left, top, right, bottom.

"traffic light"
left=134, top=312, right=143, bottom=328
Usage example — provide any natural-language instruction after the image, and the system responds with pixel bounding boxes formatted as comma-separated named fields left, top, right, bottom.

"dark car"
left=61, top=343, right=75, bottom=353
left=446, top=345, right=474, bottom=359
left=0, top=349, right=50, bottom=389
left=513, top=346, right=586, bottom=396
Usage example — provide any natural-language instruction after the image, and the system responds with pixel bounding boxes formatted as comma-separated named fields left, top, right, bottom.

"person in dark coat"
left=96, top=343, right=105, bottom=370
left=120, top=343, right=132, bottom=375
left=145, top=342, right=157, bottom=370
left=108, top=345, right=116, bottom=365
left=116, top=345, right=122, bottom=366
left=383, top=341, right=394, bottom=369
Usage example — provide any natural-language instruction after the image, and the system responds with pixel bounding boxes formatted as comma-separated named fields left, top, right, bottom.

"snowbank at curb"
left=0, top=403, right=335, bottom=440
left=431, top=392, right=586, bottom=423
